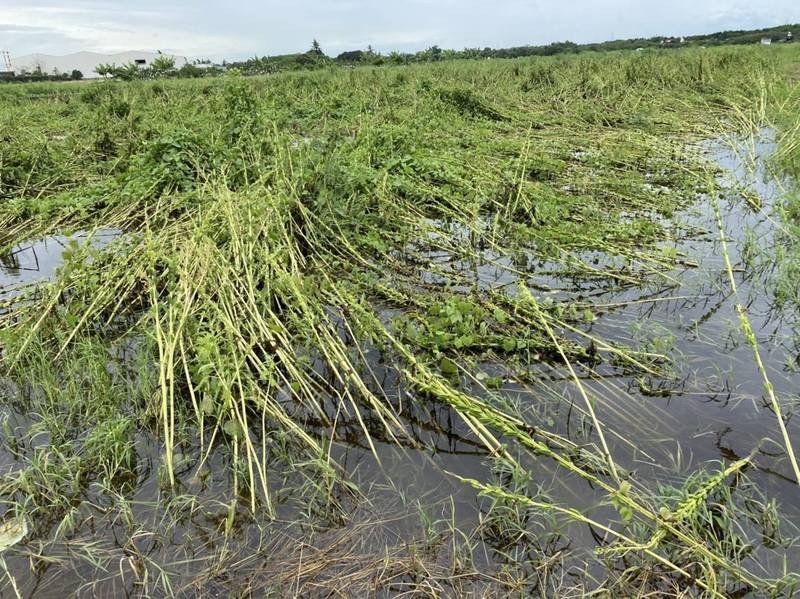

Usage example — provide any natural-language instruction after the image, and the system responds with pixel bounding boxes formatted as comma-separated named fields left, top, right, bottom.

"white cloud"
left=1, top=2, right=245, bottom=56
left=1, top=0, right=797, bottom=59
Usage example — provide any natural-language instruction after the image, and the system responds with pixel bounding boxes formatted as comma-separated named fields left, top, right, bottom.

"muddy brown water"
left=1, top=130, right=799, bottom=595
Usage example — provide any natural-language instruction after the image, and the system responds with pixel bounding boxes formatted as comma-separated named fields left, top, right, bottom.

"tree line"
left=3, top=23, right=796, bottom=84
left=94, top=56, right=223, bottom=81
left=2, top=67, right=83, bottom=83
left=228, top=25, right=797, bottom=74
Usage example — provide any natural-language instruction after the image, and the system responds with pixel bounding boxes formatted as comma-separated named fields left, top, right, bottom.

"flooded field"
left=0, top=129, right=797, bottom=596
left=1, top=48, right=800, bottom=596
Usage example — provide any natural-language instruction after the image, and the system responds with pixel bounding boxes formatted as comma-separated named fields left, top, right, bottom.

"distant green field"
left=1, top=46, right=800, bottom=597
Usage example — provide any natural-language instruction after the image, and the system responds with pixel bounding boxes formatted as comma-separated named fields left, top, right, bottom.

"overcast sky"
left=2, top=0, right=798, bottom=59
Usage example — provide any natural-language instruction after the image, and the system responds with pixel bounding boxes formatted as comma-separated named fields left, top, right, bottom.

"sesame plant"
left=0, top=45, right=799, bottom=597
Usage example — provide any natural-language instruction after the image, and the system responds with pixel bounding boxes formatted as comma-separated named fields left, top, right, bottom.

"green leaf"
left=454, top=334, right=474, bottom=348
left=0, top=517, right=27, bottom=552
left=223, top=420, right=242, bottom=438
left=485, top=376, right=504, bottom=389
left=200, top=396, right=215, bottom=415
left=439, top=357, right=459, bottom=376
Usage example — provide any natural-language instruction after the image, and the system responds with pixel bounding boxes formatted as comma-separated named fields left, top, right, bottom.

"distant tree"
left=364, top=45, right=383, bottom=64
left=295, top=53, right=315, bottom=66
left=178, top=63, right=204, bottom=78
left=310, top=39, right=325, bottom=56
left=108, top=62, right=141, bottom=81
left=387, top=51, right=407, bottom=65
left=70, top=69, right=83, bottom=80
left=418, top=45, right=443, bottom=62
left=95, top=63, right=112, bottom=78
left=336, top=50, right=365, bottom=63
left=151, top=55, right=176, bottom=78
left=204, top=66, right=224, bottom=77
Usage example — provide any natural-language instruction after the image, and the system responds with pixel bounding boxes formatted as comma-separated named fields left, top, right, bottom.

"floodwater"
left=380, top=127, right=800, bottom=582
left=1, top=130, right=799, bottom=595
left=0, top=229, right=120, bottom=290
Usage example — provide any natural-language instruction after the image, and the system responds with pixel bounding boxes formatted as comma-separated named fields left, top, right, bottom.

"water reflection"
left=0, top=229, right=120, bottom=290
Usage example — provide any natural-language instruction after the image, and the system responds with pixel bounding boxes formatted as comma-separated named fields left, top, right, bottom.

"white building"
left=9, top=51, right=189, bottom=79
left=761, top=37, right=772, bottom=46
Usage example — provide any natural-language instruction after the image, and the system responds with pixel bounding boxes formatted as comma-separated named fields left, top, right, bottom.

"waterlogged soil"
left=1, top=130, right=799, bottom=595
